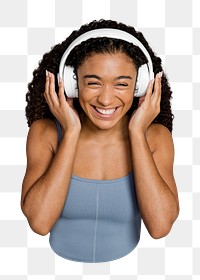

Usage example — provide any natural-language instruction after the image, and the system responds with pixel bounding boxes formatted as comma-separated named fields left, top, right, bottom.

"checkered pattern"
left=0, top=0, right=199, bottom=279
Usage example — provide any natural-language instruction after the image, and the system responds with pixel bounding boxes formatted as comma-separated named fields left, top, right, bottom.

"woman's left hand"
left=128, top=72, right=163, bottom=135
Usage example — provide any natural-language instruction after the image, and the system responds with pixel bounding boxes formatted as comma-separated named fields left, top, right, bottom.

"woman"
left=21, top=19, right=179, bottom=263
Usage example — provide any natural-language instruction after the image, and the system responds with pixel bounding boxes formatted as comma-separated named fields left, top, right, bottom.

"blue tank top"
left=49, top=119, right=141, bottom=263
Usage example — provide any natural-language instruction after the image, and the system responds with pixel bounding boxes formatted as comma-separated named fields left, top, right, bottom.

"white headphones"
left=58, top=28, right=154, bottom=98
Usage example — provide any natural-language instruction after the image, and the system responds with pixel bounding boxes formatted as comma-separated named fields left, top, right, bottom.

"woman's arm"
left=21, top=120, right=80, bottom=236
left=21, top=72, right=81, bottom=235
left=129, top=124, right=179, bottom=238
left=129, top=72, right=179, bottom=239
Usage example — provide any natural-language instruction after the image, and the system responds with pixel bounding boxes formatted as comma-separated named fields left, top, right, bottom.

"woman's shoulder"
left=29, top=118, right=56, bottom=129
left=28, top=118, right=58, bottom=153
left=147, top=123, right=174, bottom=154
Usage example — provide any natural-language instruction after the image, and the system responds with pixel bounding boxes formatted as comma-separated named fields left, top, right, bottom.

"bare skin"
left=21, top=52, right=179, bottom=237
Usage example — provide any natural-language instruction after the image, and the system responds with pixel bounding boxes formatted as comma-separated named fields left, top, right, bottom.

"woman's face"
left=77, top=52, right=137, bottom=130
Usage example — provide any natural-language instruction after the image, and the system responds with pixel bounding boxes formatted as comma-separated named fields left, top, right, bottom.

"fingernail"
left=157, top=71, right=163, bottom=78
left=59, top=76, right=62, bottom=83
left=46, top=70, right=48, bottom=77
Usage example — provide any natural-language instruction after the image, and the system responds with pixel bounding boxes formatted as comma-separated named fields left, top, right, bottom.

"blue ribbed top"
left=49, top=119, right=141, bottom=263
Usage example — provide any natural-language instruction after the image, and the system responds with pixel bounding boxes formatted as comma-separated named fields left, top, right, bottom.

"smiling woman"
left=77, top=52, right=136, bottom=130
left=21, top=19, right=179, bottom=263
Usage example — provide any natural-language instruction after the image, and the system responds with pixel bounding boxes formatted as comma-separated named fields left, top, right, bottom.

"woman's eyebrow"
left=83, top=75, right=133, bottom=80
left=83, top=75, right=101, bottom=80
left=115, top=75, right=133, bottom=80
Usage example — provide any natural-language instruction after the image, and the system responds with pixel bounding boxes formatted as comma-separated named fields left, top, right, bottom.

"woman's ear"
left=138, top=95, right=146, bottom=107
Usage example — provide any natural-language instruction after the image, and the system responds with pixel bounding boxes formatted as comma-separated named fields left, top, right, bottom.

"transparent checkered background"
left=0, top=0, right=199, bottom=279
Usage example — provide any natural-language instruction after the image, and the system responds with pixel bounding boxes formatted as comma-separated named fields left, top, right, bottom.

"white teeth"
left=95, top=107, right=116, bottom=115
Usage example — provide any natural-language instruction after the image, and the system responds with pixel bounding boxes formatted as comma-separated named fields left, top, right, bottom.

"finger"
left=156, top=82, right=162, bottom=106
left=58, top=77, right=67, bottom=104
left=59, top=76, right=74, bottom=108
left=145, top=79, right=154, bottom=100
left=44, top=71, right=53, bottom=107
left=44, top=70, right=50, bottom=98
left=58, top=78, right=75, bottom=111
left=137, top=96, right=145, bottom=108
left=152, top=72, right=162, bottom=103
left=49, top=72, right=59, bottom=106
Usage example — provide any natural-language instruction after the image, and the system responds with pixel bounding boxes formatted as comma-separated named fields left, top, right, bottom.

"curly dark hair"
left=25, top=19, right=174, bottom=132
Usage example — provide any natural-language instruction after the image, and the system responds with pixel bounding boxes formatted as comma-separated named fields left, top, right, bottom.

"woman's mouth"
left=90, top=105, right=120, bottom=119
left=94, top=106, right=117, bottom=115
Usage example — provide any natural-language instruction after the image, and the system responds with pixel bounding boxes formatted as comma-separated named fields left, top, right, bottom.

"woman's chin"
left=86, top=115, right=128, bottom=132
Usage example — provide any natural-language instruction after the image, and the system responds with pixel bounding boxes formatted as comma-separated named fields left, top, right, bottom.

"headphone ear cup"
left=134, top=64, right=151, bottom=97
left=63, top=66, right=78, bottom=98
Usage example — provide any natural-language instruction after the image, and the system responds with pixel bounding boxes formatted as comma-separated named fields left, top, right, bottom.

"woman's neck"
left=80, top=114, right=130, bottom=143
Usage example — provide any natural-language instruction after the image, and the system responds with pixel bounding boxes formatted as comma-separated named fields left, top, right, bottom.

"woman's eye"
left=116, top=83, right=128, bottom=87
left=87, top=82, right=100, bottom=86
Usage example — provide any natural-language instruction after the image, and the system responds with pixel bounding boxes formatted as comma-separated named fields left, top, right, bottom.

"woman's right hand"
left=44, top=70, right=81, bottom=133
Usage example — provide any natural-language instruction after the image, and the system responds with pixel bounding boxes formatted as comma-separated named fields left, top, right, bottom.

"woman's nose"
left=97, top=86, right=115, bottom=106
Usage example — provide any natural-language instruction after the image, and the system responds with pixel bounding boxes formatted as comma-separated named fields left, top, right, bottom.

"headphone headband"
left=58, top=28, right=154, bottom=81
